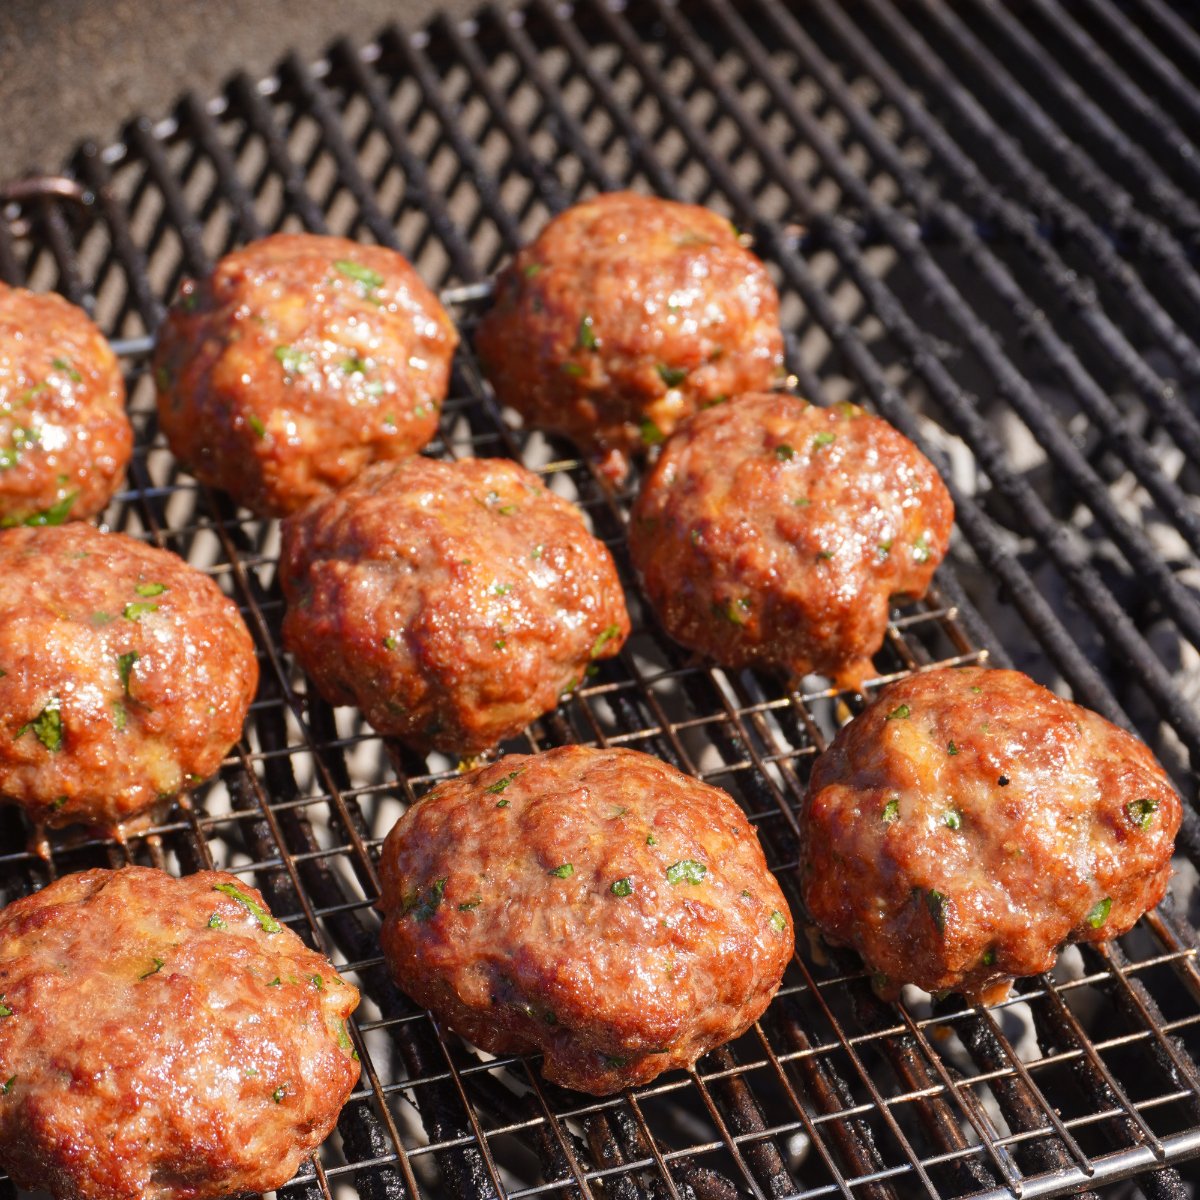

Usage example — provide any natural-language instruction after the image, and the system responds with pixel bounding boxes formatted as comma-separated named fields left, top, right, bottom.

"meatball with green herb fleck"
left=475, top=192, right=784, bottom=483
left=0, top=524, right=257, bottom=828
left=0, top=866, right=359, bottom=1200
left=629, top=392, right=952, bottom=688
left=379, top=745, right=792, bottom=1094
left=0, top=283, right=131, bottom=526
left=154, top=232, right=457, bottom=517
left=280, top=457, right=629, bottom=756
left=800, top=667, right=1181, bottom=1004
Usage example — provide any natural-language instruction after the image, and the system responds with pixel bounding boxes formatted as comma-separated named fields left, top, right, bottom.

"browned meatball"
left=0, top=866, right=360, bottom=1200
left=475, top=192, right=784, bottom=482
left=280, top=458, right=629, bottom=756
left=154, top=233, right=458, bottom=517
left=378, top=746, right=792, bottom=1094
left=0, top=284, right=131, bottom=525
left=629, top=393, right=953, bottom=687
left=0, top=524, right=258, bottom=828
left=800, top=667, right=1181, bottom=1003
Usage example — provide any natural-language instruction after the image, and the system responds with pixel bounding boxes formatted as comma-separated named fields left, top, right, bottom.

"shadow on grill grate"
left=2, top=1, right=1200, bottom=1197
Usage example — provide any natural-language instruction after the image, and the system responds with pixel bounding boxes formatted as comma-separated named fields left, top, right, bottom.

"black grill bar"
left=3, top=2, right=1200, bottom=1198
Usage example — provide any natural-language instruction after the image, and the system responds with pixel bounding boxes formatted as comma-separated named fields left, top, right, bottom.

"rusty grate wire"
left=3, top=1, right=1200, bottom=1197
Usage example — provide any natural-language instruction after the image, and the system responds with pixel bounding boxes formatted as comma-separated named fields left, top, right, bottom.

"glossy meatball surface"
left=154, top=232, right=458, bottom=517
left=378, top=746, right=793, bottom=1094
left=0, top=866, right=360, bottom=1200
left=475, top=192, right=784, bottom=481
left=0, top=284, right=131, bottom=525
left=629, top=393, right=953, bottom=686
left=800, top=667, right=1181, bottom=1003
left=280, top=457, right=629, bottom=756
left=0, top=524, right=258, bottom=828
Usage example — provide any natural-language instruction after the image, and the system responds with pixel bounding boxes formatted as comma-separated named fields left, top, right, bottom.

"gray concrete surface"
left=0, top=0, right=494, bottom=179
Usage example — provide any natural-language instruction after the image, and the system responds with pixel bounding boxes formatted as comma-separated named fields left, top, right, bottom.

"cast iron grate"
left=2, top=1, right=1200, bottom=1197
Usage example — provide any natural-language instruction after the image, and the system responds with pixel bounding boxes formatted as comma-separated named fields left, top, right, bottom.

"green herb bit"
left=531, top=544, right=543, bottom=560
left=912, top=532, right=932, bottom=564
left=562, top=362, right=585, bottom=378
left=0, top=997, right=11, bottom=1018
left=812, top=430, right=837, bottom=450
left=775, top=444, right=795, bottom=461
left=1086, top=897, right=1112, bottom=929
left=140, top=957, right=165, bottom=980
left=383, top=635, right=397, bottom=650
left=247, top=413, right=267, bottom=439
left=577, top=314, right=597, bottom=350
left=267, top=977, right=282, bottom=987
left=610, top=878, right=634, bottom=897
left=336, top=1021, right=356, bottom=1056
left=656, top=364, right=688, bottom=388
left=886, top=704, right=910, bottom=721
left=273, top=345, right=311, bottom=376
left=947, top=741, right=959, bottom=756
left=882, top=797, right=900, bottom=824
left=603, top=1054, right=627, bottom=1068
left=496, top=798, right=510, bottom=808
left=114, top=652, right=139, bottom=698
left=486, top=769, right=523, bottom=795
left=816, top=549, right=834, bottom=561
left=51, top=795, right=68, bottom=810
left=981, top=947, right=996, bottom=967
left=493, top=582, right=512, bottom=596
left=646, top=834, right=657, bottom=846
left=272, top=1086, right=286, bottom=1104
left=0, top=449, right=16, bottom=472
left=590, top=624, right=622, bottom=658
left=16, top=698, right=63, bottom=752
left=406, top=877, right=447, bottom=922
left=208, top=913, right=226, bottom=930
left=549, top=863, right=574, bottom=879
left=943, top=810, right=962, bottom=831
left=640, top=418, right=665, bottom=446
left=793, top=497, right=811, bottom=507
left=1126, top=797, right=1158, bottom=831
left=4, top=491, right=76, bottom=527
left=52, top=357, right=82, bottom=382
left=877, top=540, right=892, bottom=559
left=494, top=639, right=507, bottom=651
left=135, top=582, right=167, bottom=598
left=718, top=596, right=751, bottom=626
left=123, top=601, right=158, bottom=621
left=970, top=685, right=983, bottom=694
left=458, top=897, right=482, bottom=911
left=769, top=910, right=788, bottom=934
left=1, top=1077, right=14, bottom=1095
left=334, top=258, right=385, bottom=295
left=523, top=261, right=542, bottom=278
left=310, top=975, right=324, bottom=991
left=213, top=882, right=282, bottom=934
left=341, top=355, right=368, bottom=375
left=926, top=889, right=947, bottom=933
left=665, top=859, right=707, bottom=886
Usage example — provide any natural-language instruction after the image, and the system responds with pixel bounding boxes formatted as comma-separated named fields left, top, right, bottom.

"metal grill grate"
left=3, top=1, right=1200, bottom=1197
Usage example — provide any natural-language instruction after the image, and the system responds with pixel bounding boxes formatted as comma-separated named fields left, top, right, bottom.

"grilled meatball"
left=0, top=284, right=131, bottom=525
left=0, top=866, right=360, bottom=1200
left=475, top=192, right=784, bottom=482
left=379, top=745, right=793, bottom=1094
left=0, top=524, right=258, bottom=828
left=629, top=393, right=952, bottom=687
left=281, top=458, right=629, bottom=756
left=800, top=666, right=1181, bottom=1003
left=154, top=232, right=458, bottom=517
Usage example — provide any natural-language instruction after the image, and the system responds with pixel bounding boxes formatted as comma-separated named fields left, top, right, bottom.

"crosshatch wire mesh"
left=3, top=0, right=1200, bottom=1197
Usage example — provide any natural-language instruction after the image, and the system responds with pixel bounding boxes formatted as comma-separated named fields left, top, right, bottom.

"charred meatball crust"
left=0, top=524, right=258, bottom=828
left=475, top=192, right=784, bottom=481
left=629, top=393, right=953, bottom=686
left=154, top=232, right=458, bottom=517
left=378, top=746, right=793, bottom=1094
left=0, top=284, right=131, bottom=525
left=0, top=866, right=360, bottom=1200
left=800, top=667, right=1181, bottom=1003
left=280, top=458, right=629, bottom=756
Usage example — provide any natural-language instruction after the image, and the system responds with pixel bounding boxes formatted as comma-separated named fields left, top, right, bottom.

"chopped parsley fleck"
left=882, top=797, right=900, bottom=823
left=877, top=540, right=892, bottom=559
left=769, top=910, right=788, bottom=934
left=1126, top=798, right=1158, bottom=831
left=1, top=1077, right=13, bottom=1095
left=665, top=859, right=707, bottom=886
left=273, top=346, right=311, bottom=376
left=52, top=357, right=82, bottom=382
left=140, top=957, right=165, bottom=980
left=577, top=314, right=598, bottom=350
left=562, top=362, right=585, bottom=378
left=117, top=651, right=139, bottom=694
left=549, top=864, right=574, bottom=879
left=405, top=877, right=447, bottom=922
left=591, top=624, right=622, bottom=658
left=943, top=810, right=962, bottom=831
left=4, top=492, right=76, bottom=527
left=603, top=1054, right=627, bottom=1068
left=458, top=897, right=482, bottom=911
left=1086, top=897, right=1112, bottom=929
left=341, top=355, right=368, bottom=375
left=135, top=582, right=167, bottom=597
left=610, top=878, right=633, bottom=897
left=531, top=544, right=543, bottom=560
left=926, top=889, right=947, bottom=933
left=656, top=364, right=688, bottom=388
left=267, top=977, right=282, bottom=987
left=947, top=741, right=959, bottom=756
left=310, top=975, right=324, bottom=991
left=213, top=882, right=282, bottom=933
left=981, top=947, right=996, bottom=967
left=337, top=1021, right=356, bottom=1057
left=886, top=703, right=910, bottom=721
left=970, top=685, right=983, bottom=694
left=16, top=698, right=63, bottom=752
left=912, top=533, right=932, bottom=564
left=640, top=418, right=665, bottom=446
left=334, top=258, right=385, bottom=296
left=646, top=834, right=657, bottom=846
left=775, top=444, right=795, bottom=461
left=793, top=497, right=811, bottom=507
left=272, top=1086, right=286, bottom=1104
left=495, top=798, right=510, bottom=808
left=208, top=913, right=226, bottom=930
left=523, top=261, right=542, bottom=278
left=247, top=413, right=267, bottom=439
left=494, top=639, right=507, bottom=650
left=112, top=701, right=128, bottom=731
left=493, top=582, right=512, bottom=596
left=486, top=770, right=522, bottom=795
left=496, top=503, right=518, bottom=516
left=0, top=998, right=11, bottom=1018
left=123, top=601, right=158, bottom=621
left=383, top=635, right=397, bottom=650
left=812, top=430, right=837, bottom=450
left=718, top=597, right=751, bottom=626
